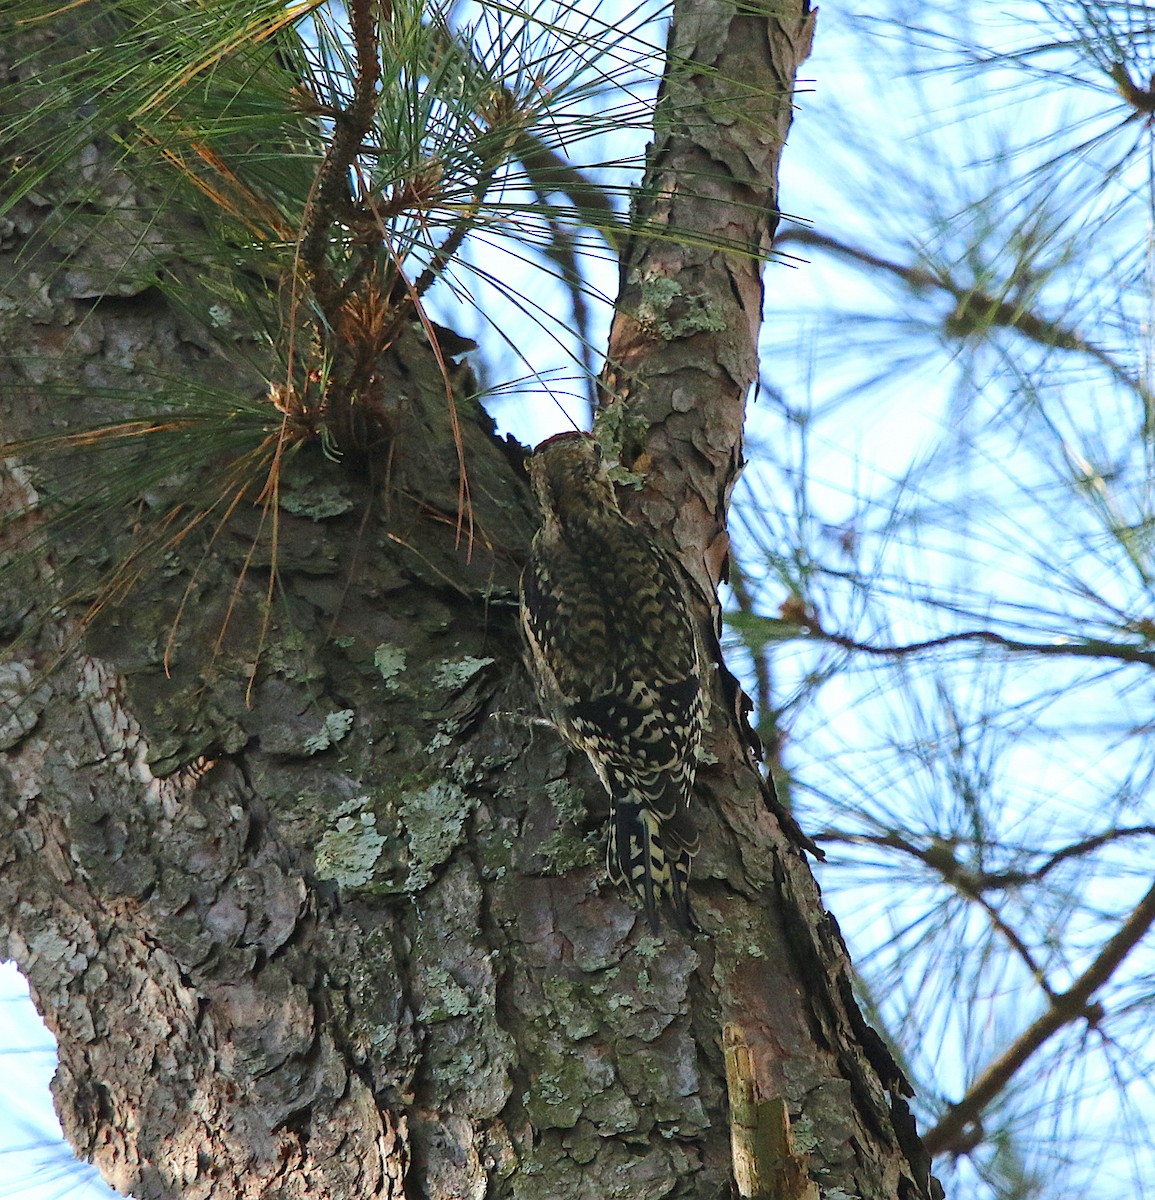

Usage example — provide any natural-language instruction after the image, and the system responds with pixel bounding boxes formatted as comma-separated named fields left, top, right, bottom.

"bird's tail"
left=607, top=799, right=697, bottom=932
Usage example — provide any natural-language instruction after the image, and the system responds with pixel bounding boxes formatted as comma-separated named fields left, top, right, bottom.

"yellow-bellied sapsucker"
left=519, top=431, right=705, bottom=931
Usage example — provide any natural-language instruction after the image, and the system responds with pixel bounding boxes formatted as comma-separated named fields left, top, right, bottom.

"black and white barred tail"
left=607, top=800, right=696, bottom=932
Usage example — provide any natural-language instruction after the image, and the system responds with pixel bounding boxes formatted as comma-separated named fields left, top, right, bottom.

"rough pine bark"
left=0, top=3, right=942, bottom=1199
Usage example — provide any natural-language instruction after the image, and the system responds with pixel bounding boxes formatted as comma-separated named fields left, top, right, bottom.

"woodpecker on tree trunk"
left=519, top=431, right=706, bottom=932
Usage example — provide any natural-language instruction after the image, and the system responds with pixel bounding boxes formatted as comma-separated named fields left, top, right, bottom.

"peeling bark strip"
left=724, top=1023, right=820, bottom=1200
left=1, top=3, right=940, bottom=1199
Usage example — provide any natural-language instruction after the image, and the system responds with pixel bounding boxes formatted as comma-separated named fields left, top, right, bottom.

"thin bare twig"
left=819, top=831, right=1058, bottom=999
left=820, top=826, right=1155, bottom=891
left=971, top=891, right=1058, bottom=1002
left=924, top=879, right=1155, bottom=1156
left=1031, top=827, right=1155, bottom=881
left=815, top=624, right=1155, bottom=668
left=776, top=227, right=1153, bottom=408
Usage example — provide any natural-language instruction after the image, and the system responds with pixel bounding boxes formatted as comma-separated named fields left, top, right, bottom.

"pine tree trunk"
left=0, top=3, right=942, bottom=1198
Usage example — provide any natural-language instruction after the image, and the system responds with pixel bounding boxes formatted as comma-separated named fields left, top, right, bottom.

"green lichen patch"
left=541, top=976, right=600, bottom=1041
left=314, top=797, right=385, bottom=887
left=303, top=708, right=354, bottom=755
left=544, top=778, right=588, bottom=826
left=538, top=830, right=599, bottom=876
left=523, top=1051, right=596, bottom=1129
left=635, top=272, right=728, bottom=341
left=416, top=966, right=474, bottom=1022
left=373, top=644, right=407, bottom=690
left=432, top=654, right=495, bottom=689
left=276, top=461, right=356, bottom=520
left=400, top=780, right=477, bottom=890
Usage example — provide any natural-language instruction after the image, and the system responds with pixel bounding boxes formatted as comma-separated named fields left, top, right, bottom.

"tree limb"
left=820, top=826, right=1155, bottom=892
left=816, top=624, right=1155, bottom=668
left=923, top=878, right=1155, bottom=1156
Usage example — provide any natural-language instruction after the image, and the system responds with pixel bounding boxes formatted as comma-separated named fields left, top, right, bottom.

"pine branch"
left=297, top=0, right=382, bottom=312
left=777, top=227, right=1153, bottom=408
left=814, top=623, right=1155, bottom=668
left=819, top=827, right=1155, bottom=892
left=923, top=878, right=1155, bottom=1156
